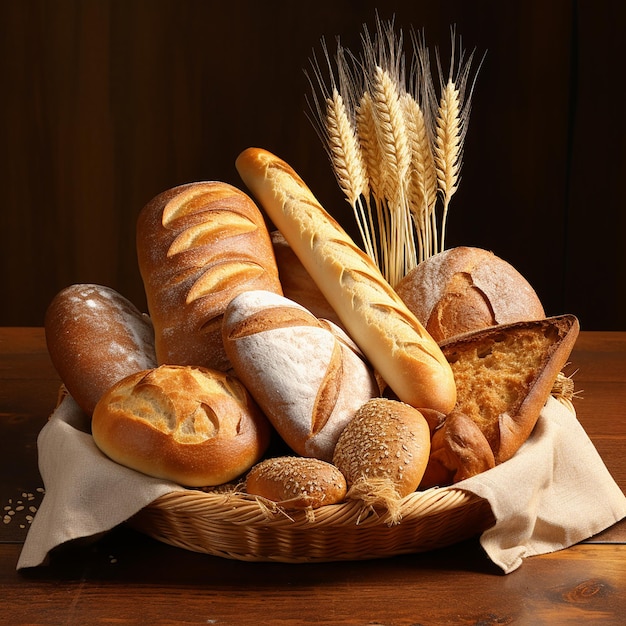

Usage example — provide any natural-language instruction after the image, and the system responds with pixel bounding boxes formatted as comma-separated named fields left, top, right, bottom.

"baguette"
left=235, top=148, right=456, bottom=414
left=136, top=181, right=283, bottom=371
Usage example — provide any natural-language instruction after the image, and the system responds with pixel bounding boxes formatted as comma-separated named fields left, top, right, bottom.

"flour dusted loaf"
left=235, top=148, right=456, bottom=414
left=92, top=365, right=271, bottom=487
left=245, top=456, right=347, bottom=509
left=421, top=314, right=580, bottom=487
left=222, top=290, right=379, bottom=461
left=136, top=181, right=282, bottom=371
left=45, top=283, right=157, bottom=415
left=395, top=246, right=546, bottom=342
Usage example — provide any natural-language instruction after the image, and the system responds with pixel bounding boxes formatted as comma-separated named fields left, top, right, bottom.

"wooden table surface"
left=1, top=327, right=625, bottom=625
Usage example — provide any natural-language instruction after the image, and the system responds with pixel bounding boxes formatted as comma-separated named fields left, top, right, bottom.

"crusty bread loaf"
left=333, top=398, right=431, bottom=522
left=395, top=246, right=546, bottom=342
left=235, top=148, right=456, bottom=414
left=136, top=181, right=283, bottom=371
left=271, top=230, right=342, bottom=326
left=421, top=314, right=580, bottom=487
left=245, top=456, right=347, bottom=509
left=222, top=290, right=379, bottom=461
left=91, top=365, right=271, bottom=487
left=44, top=283, right=157, bottom=415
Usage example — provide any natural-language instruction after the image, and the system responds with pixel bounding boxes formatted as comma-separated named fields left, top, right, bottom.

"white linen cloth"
left=17, top=394, right=626, bottom=573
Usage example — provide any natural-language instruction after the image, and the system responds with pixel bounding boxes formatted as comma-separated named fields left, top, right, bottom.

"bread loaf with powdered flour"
left=235, top=148, right=456, bottom=414
left=45, top=283, right=157, bottom=415
left=222, top=290, right=379, bottom=461
left=136, top=181, right=282, bottom=371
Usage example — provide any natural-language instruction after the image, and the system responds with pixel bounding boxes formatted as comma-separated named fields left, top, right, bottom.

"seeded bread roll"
left=245, top=456, right=347, bottom=509
left=395, top=246, right=546, bottom=342
left=92, top=365, right=271, bottom=487
left=421, top=315, right=580, bottom=487
left=136, top=181, right=282, bottom=371
left=222, top=290, right=379, bottom=461
left=235, top=148, right=456, bottom=414
left=44, top=283, right=157, bottom=415
left=332, top=398, right=430, bottom=522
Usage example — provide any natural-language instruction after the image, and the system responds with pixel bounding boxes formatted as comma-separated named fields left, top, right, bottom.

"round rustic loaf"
left=245, top=456, right=347, bottom=509
left=394, top=246, right=545, bottom=342
left=44, top=283, right=157, bottom=415
left=91, top=365, right=271, bottom=487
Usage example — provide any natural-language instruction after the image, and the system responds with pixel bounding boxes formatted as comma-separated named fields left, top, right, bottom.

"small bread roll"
left=332, top=398, right=431, bottom=522
left=245, top=456, right=347, bottom=509
left=395, top=246, right=546, bottom=342
left=92, top=365, right=271, bottom=487
left=44, top=283, right=157, bottom=415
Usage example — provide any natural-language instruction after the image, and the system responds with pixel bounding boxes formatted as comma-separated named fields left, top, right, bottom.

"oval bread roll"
left=136, top=181, right=283, bottom=371
left=92, top=365, right=271, bottom=487
left=245, top=456, right=347, bottom=509
left=395, top=246, right=546, bottom=342
left=235, top=148, right=456, bottom=414
left=44, top=283, right=157, bottom=415
left=333, top=398, right=431, bottom=498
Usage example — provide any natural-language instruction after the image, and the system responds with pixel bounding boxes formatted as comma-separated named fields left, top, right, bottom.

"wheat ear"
left=433, top=79, right=462, bottom=252
left=325, top=89, right=377, bottom=263
left=369, top=65, right=416, bottom=285
left=401, top=92, right=438, bottom=263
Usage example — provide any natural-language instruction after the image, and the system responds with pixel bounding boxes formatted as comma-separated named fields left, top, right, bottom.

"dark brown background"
left=1, top=0, right=624, bottom=330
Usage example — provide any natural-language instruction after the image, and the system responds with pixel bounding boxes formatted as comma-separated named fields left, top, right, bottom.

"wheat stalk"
left=307, top=17, right=481, bottom=284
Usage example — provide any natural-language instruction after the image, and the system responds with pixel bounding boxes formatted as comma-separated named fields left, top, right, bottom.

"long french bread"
left=235, top=148, right=456, bottom=414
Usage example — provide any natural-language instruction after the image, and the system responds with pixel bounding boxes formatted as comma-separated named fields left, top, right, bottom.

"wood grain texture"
left=0, top=1, right=624, bottom=330
left=1, top=327, right=625, bottom=623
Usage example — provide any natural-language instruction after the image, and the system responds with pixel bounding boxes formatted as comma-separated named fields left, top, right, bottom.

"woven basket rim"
left=143, top=484, right=483, bottom=528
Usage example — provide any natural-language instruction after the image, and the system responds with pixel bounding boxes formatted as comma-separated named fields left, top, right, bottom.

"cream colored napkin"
left=17, top=395, right=185, bottom=569
left=18, top=393, right=626, bottom=572
left=457, top=395, right=626, bottom=573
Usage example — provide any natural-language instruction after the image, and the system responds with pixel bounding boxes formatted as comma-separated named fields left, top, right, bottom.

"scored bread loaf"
left=395, top=246, right=546, bottom=342
left=245, top=456, right=347, bottom=509
left=44, top=283, right=157, bottom=415
left=235, top=148, right=456, bottom=414
left=136, top=181, right=283, bottom=371
left=222, top=290, right=379, bottom=461
left=421, top=314, right=580, bottom=487
left=92, top=365, right=271, bottom=487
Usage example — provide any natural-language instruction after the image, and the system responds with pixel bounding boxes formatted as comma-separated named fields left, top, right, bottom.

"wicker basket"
left=128, top=485, right=495, bottom=563
left=128, top=381, right=575, bottom=563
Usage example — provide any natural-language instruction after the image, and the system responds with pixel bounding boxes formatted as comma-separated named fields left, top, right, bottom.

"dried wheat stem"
left=401, top=92, right=438, bottom=262
left=325, top=90, right=377, bottom=263
left=434, top=79, right=462, bottom=252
